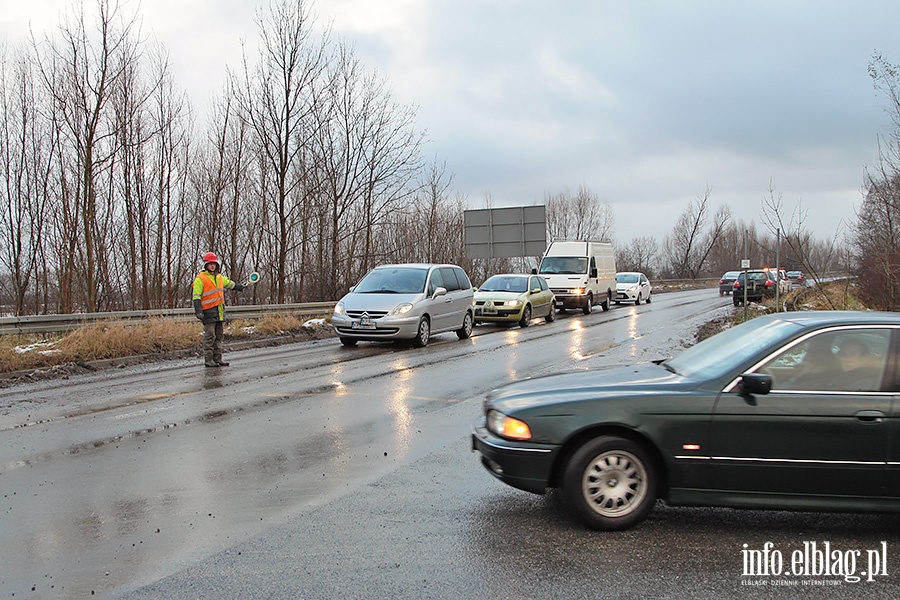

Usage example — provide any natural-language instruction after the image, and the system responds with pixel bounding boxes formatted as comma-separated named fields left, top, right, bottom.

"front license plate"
left=351, top=318, right=376, bottom=330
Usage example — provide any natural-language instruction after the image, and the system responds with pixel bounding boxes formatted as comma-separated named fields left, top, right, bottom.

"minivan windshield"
left=354, top=267, right=428, bottom=294
left=539, top=257, right=587, bottom=275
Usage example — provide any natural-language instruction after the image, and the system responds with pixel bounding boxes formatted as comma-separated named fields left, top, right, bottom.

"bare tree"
left=663, top=187, right=730, bottom=278
left=0, top=46, right=57, bottom=314
left=34, top=0, right=139, bottom=312
left=616, top=236, right=658, bottom=276
left=545, top=185, right=614, bottom=241
left=235, top=0, right=327, bottom=303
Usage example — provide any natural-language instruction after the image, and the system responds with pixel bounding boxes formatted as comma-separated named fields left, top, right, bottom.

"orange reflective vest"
left=196, top=272, right=225, bottom=310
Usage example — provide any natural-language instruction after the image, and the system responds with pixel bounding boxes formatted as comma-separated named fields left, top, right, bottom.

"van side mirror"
left=590, top=268, right=598, bottom=278
left=531, top=268, right=537, bottom=275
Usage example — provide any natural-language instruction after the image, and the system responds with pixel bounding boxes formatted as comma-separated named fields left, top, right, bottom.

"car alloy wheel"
left=519, top=305, right=532, bottom=328
left=562, top=436, right=656, bottom=530
left=412, top=316, right=430, bottom=347
left=457, top=312, right=474, bottom=339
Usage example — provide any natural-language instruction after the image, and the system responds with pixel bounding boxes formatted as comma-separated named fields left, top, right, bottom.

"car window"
left=616, top=273, right=639, bottom=283
left=665, top=318, right=801, bottom=379
left=355, top=267, right=427, bottom=294
left=757, top=328, right=891, bottom=392
left=453, top=267, right=472, bottom=290
left=429, top=269, right=445, bottom=295
left=439, top=267, right=461, bottom=291
left=537, top=276, right=549, bottom=291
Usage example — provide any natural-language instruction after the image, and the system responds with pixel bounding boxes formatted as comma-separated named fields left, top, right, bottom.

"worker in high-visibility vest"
left=192, top=252, right=245, bottom=367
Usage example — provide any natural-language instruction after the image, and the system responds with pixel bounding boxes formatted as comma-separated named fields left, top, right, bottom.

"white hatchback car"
left=614, top=272, right=652, bottom=305
left=332, top=263, right=475, bottom=347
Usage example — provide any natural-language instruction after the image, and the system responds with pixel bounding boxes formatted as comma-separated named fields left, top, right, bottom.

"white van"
left=536, top=241, right=616, bottom=314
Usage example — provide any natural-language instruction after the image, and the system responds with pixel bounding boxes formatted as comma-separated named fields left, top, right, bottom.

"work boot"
left=205, top=360, right=219, bottom=368
left=216, top=360, right=230, bottom=366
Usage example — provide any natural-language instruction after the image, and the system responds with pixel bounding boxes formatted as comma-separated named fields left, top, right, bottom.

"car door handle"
left=444, top=298, right=453, bottom=303
left=854, top=410, right=885, bottom=423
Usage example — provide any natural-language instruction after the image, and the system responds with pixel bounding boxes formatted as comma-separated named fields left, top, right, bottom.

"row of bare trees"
left=0, top=0, right=865, bottom=317
left=0, top=0, right=470, bottom=315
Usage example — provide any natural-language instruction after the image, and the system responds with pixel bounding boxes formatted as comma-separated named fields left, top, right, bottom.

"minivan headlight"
left=334, top=302, right=346, bottom=316
left=387, top=303, right=414, bottom=316
left=487, top=410, right=532, bottom=441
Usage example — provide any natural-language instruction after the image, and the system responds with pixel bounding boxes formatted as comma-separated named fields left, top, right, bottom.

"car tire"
left=582, top=294, right=593, bottom=315
left=601, top=293, right=610, bottom=311
left=561, top=436, right=657, bottom=531
left=635, top=293, right=642, bottom=306
left=339, top=337, right=358, bottom=347
left=456, top=311, right=474, bottom=339
left=545, top=304, right=556, bottom=323
left=519, top=305, right=532, bottom=328
left=411, top=316, right=430, bottom=347
left=646, top=293, right=651, bottom=304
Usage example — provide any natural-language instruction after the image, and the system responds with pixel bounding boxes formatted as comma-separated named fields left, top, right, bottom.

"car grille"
left=345, top=310, right=389, bottom=319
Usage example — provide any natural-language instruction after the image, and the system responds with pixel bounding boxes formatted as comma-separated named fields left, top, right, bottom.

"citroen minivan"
left=332, top=263, right=475, bottom=347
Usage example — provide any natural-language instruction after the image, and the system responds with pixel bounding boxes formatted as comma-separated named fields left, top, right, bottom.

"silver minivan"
left=332, top=263, right=475, bottom=347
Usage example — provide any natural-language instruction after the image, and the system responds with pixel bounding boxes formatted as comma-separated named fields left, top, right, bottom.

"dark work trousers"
left=203, top=320, right=225, bottom=363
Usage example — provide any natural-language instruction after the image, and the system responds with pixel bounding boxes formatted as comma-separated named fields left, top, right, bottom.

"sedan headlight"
left=487, top=409, right=532, bottom=441
left=387, top=302, right=414, bottom=316
left=506, top=299, right=521, bottom=307
left=334, top=302, right=346, bottom=316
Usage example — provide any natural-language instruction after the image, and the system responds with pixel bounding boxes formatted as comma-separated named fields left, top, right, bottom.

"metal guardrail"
left=0, top=302, right=337, bottom=335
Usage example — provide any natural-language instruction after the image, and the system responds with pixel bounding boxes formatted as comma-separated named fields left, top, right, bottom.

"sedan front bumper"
left=471, top=420, right=558, bottom=495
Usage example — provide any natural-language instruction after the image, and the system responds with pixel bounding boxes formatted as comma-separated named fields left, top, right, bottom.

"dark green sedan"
left=471, top=311, right=900, bottom=530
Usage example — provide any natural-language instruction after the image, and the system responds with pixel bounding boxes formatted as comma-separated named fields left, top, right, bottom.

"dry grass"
left=733, top=280, right=867, bottom=326
left=226, top=312, right=315, bottom=337
left=0, top=319, right=202, bottom=373
left=0, top=312, right=334, bottom=374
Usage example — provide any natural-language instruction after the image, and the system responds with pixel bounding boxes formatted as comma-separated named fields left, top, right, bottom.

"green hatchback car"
left=472, top=311, right=900, bottom=530
left=474, top=274, right=556, bottom=328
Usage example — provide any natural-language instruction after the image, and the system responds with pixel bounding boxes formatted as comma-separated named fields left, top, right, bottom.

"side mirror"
left=531, top=288, right=541, bottom=295
left=432, top=286, right=448, bottom=299
left=738, top=373, right=772, bottom=395
left=531, top=268, right=538, bottom=275
left=590, top=268, right=598, bottom=278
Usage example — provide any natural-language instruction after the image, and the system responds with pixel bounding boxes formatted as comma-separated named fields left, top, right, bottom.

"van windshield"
left=355, top=267, right=428, bottom=294
left=539, top=257, right=587, bottom=275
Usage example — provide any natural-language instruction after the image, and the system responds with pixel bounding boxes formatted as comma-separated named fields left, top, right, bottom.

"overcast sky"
left=4, top=0, right=900, bottom=245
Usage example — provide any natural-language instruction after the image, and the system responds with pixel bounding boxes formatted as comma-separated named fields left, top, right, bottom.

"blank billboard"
left=464, top=206, right=547, bottom=258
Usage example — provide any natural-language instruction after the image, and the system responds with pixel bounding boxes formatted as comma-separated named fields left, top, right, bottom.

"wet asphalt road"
left=2, top=289, right=898, bottom=599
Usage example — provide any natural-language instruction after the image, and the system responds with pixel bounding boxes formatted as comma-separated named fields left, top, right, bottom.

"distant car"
left=718, top=271, right=740, bottom=295
left=614, top=272, right=652, bottom=305
left=471, top=310, right=900, bottom=531
left=787, top=270, right=805, bottom=286
left=332, top=263, right=474, bottom=347
left=776, top=269, right=792, bottom=295
left=474, top=274, right=555, bottom=328
left=732, top=270, right=777, bottom=305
